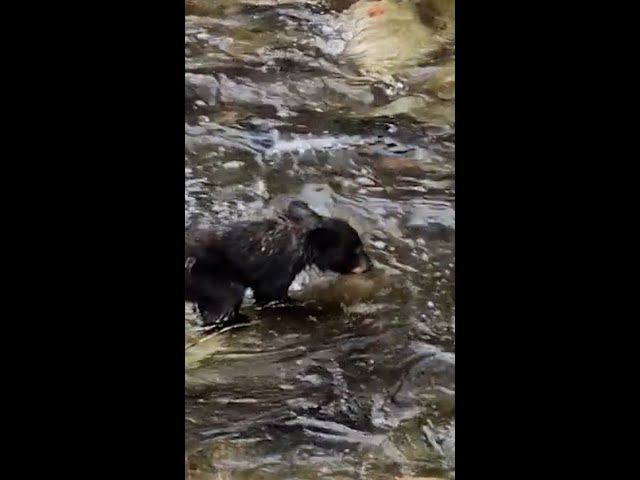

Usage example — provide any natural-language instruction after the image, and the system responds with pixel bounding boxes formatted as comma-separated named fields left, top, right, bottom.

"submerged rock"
left=369, top=94, right=454, bottom=126
left=339, top=0, right=441, bottom=76
left=185, top=73, right=219, bottom=106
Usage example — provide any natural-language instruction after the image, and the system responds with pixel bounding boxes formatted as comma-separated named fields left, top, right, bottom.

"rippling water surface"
left=185, top=1, right=454, bottom=478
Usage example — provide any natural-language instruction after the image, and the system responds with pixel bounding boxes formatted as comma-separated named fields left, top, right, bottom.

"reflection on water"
left=186, top=0, right=454, bottom=478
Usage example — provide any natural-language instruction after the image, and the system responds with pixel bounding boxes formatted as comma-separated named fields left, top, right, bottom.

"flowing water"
left=185, top=1, right=454, bottom=478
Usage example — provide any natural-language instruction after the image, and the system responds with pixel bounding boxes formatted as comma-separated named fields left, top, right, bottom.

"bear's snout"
left=351, top=252, right=373, bottom=274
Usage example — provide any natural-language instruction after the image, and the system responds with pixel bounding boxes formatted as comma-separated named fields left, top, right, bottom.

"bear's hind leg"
left=192, top=278, right=247, bottom=331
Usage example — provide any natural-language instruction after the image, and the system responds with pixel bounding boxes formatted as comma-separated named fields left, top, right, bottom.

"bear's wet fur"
left=185, top=201, right=373, bottom=329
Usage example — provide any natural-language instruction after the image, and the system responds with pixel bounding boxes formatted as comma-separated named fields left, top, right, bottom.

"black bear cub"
left=185, top=200, right=373, bottom=329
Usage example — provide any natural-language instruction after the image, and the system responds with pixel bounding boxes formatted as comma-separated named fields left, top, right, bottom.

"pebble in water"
left=356, top=177, right=376, bottom=186
left=371, top=240, right=386, bottom=250
left=222, top=161, right=244, bottom=169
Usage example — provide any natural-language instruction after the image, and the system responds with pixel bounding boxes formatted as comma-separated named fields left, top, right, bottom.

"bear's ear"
left=287, top=200, right=322, bottom=228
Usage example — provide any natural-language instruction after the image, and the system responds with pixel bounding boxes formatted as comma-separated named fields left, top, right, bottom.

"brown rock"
left=377, top=157, right=422, bottom=174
